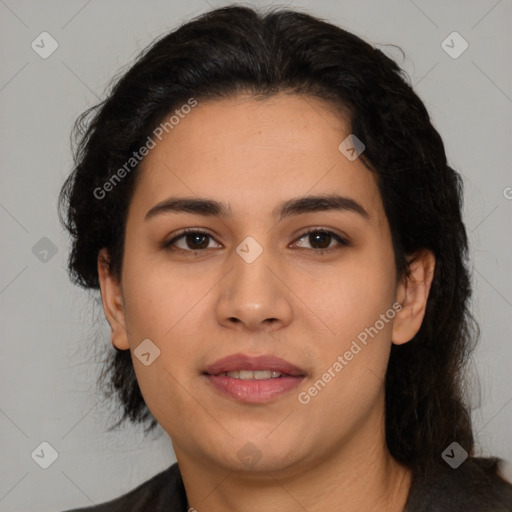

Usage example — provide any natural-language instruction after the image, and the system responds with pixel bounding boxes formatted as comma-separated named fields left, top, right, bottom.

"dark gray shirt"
left=63, top=457, right=512, bottom=511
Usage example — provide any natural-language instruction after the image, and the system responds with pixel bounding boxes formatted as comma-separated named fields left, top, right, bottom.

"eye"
left=164, top=228, right=221, bottom=252
left=292, top=229, right=349, bottom=254
left=163, top=227, right=349, bottom=254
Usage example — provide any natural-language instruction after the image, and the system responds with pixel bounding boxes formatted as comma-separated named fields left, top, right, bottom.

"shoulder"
left=61, top=462, right=187, bottom=512
left=405, top=456, right=512, bottom=511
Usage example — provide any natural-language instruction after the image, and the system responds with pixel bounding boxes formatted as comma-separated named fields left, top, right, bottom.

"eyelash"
left=163, top=227, right=350, bottom=255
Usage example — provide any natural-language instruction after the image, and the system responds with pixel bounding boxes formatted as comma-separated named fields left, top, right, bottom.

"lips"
left=204, top=353, right=306, bottom=377
left=203, top=353, right=306, bottom=404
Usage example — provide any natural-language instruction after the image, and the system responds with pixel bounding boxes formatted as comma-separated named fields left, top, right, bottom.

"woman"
left=58, top=5, right=512, bottom=511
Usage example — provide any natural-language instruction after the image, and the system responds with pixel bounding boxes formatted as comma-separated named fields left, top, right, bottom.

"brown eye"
left=294, top=229, right=349, bottom=253
left=164, top=228, right=349, bottom=254
left=308, top=231, right=332, bottom=249
left=183, top=232, right=210, bottom=250
left=164, top=229, right=220, bottom=252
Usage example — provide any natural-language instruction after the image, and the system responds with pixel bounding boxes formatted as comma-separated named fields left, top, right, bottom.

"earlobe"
left=97, top=248, right=130, bottom=350
left=391, top=249, right=436, bottom=346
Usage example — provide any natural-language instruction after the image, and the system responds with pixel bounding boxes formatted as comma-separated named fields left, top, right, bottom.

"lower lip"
left=205, top=375, right=304, bottom=403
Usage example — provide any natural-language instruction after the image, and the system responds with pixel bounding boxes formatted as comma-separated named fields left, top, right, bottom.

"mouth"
left=203, top=353, right=306, bottom=403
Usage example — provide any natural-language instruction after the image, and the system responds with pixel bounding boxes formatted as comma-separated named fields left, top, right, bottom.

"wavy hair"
left=58, top=5, right=478, bottom=472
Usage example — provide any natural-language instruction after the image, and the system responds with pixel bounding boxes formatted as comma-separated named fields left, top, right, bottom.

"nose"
left=215, top=244, right=293, bottom=332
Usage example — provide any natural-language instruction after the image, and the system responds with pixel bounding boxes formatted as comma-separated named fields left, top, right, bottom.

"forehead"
left=130, top=93, right=384, bottom=224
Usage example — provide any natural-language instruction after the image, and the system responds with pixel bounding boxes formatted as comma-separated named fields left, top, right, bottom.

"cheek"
left=296, top=264, right=396, bottom=429
left=118, top=257, right=205, bottom=419
left=309, top=255, right=396, bottom=340
left=121, top=247, right=207, bottom=340
left=121, top=260, right=207, bottom=430
left=299, top=243, right=397, bottom=404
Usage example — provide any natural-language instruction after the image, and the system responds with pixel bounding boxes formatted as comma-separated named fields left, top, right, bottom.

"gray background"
left=1, top=0, right=511, bottom=510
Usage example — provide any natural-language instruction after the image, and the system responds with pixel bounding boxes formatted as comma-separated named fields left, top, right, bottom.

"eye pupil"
left=186, top=233, right=209, bottom=249
left=310, top=231, right=331, bottom=249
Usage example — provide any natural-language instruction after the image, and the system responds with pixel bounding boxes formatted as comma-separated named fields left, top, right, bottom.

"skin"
left=98, top=92, right=435, bottom=511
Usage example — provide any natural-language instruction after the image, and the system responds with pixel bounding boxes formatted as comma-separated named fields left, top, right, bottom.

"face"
left=98, top=92, right=433, bottom=475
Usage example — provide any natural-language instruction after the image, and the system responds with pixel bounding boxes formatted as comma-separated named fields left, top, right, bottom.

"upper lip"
left=204, top=353, right=306, bottom=377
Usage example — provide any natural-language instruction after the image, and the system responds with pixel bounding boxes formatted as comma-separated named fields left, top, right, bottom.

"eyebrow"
left=144, top=194, right=370, bottom=222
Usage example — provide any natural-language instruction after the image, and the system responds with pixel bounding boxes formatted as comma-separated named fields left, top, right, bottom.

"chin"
left=224, top=452, right=303, bottom=475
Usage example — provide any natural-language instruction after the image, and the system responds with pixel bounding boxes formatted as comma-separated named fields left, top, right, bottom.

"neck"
left=175, top=403, right=412, bottom=512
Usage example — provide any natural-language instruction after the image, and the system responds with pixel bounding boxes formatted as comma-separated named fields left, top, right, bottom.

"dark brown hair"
left=58, top=5, right=477, bottom=472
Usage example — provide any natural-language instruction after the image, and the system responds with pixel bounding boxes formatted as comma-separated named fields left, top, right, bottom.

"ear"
left=391, top=249, right=436, bottom=345
left=97, top=248, right=129, bottom=350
